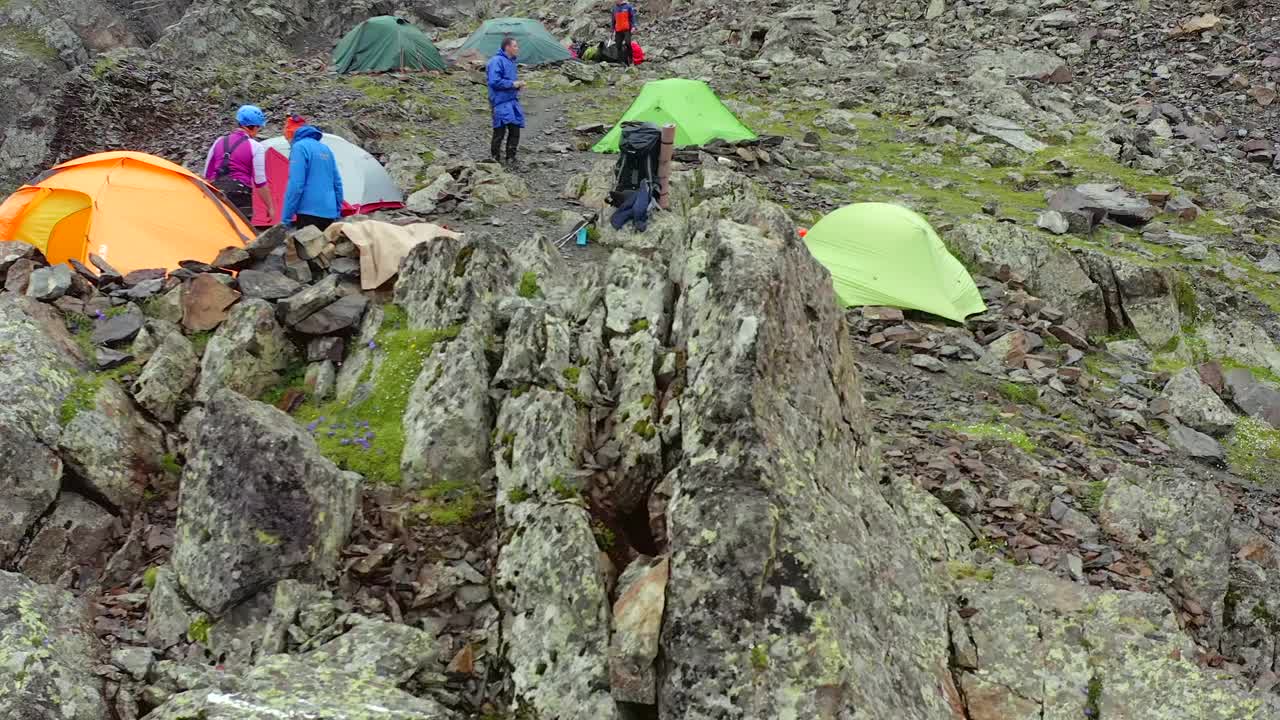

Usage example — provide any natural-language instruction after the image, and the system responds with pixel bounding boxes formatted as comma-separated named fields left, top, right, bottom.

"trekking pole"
left=658, top=124, right=675, bottom=210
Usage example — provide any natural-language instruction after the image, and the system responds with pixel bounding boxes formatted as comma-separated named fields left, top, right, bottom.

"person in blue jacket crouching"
left=281, top=124, right=344, bottom=231
left=486, top=37, right=526, bottom=169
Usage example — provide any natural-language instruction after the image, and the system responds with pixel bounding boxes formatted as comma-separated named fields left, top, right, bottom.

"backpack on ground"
left=608, top=121, right=662, bottom=207
left=211, top=133, right=250, bottom=199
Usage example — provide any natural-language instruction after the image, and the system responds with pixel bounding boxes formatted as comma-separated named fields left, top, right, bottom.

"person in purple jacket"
left=203, top=105, right=272, bottom=224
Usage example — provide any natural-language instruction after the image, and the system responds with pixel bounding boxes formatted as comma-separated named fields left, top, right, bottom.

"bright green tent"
left=455, top=18, right=571, bottom=67
left=804, top=203, right=986, bottom=323
left=592, top=79, right=757, bottom=153
left=333, top=16, right=447, bottom=73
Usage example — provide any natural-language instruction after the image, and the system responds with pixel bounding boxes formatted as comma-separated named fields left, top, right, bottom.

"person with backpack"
left=280, top=124, right=345, bottom=232
left=203, top=105, right=272, bottom=225
left=486, top=37, right=526, bottom=168
left=611, top=0, right=637, bottom=66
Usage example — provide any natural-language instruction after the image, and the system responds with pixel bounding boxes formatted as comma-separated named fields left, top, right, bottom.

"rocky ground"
left=9, top=0, right=1280, bottom=718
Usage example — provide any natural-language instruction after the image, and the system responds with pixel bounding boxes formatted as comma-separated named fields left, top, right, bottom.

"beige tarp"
left=326, top=219, right=462, bottom=290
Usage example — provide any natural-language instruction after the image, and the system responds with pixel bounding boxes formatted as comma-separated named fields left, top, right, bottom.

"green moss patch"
left=59, top=374, right=102, bottom=426
left=518, top=271, right=541, bottom=299
left=549, top=475, right=579, bottom=499
left=996, top=381, right=1040, bottom=406
left=292, top=307, right=460, bottom=484
left=937, top=421, right=1036, bottom=453
left=412, top=479, right=480, bottom=525
left=1226, top=416, right=1280, bottom=484
left=187, top=615, right=212, bottom=644
left=947, top=561, right=995, bottom=582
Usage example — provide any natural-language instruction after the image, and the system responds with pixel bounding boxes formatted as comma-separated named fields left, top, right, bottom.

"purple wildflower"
left=368, top=340, right=377, bottom=350
left=339, top=438, right=351, bottom=446
left=95, top=310, right=106, bottom=321
left=306, top=421, right=319, bottom=432
left=327, top=430, right=336, bottom=437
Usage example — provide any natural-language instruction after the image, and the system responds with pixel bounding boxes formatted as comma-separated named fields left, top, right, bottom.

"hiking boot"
left=504, top=156, right=522, bottom=172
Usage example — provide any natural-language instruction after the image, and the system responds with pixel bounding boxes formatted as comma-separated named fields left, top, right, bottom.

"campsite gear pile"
left=606, top=122, right=662, bottom=231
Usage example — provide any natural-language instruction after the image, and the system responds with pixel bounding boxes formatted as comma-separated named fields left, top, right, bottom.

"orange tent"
left=0, top=151, right=252, bottom=274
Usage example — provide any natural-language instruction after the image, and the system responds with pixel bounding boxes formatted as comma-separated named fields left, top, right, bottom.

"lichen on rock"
left=171, top=389, right=360, bottom=615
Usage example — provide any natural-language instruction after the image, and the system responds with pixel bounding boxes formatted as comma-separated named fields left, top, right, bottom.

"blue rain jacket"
left=281, top=125, right=344, bottom=223
left=486, top=51, right=526, bottom=128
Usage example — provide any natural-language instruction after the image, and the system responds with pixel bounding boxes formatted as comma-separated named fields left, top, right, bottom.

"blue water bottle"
left=576, top=225, right=588, bottom=246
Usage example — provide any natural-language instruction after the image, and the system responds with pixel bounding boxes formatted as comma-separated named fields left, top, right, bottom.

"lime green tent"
left=455, top=18, right=571, bottom=67
left=804, top=203, right=986, bottom=323
left=592, top=79, right=757, bottom=153
left=333, top=16, right=447, bottom=73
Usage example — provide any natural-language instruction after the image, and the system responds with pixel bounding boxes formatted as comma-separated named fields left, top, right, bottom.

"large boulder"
left=945, top=223, right=1107, bottom=335
left=1200, top=319, right=1280, bottom=378
left=659, top=208, right=954, bottom=717
left=399, top=320, right=492, bottom=489
left=394, top=236, right=515, bottom=329
left=1224, top=369, right=1280, bottom=428
left=0, top=297, right=78, bottom=561
left=171, top=389, right=361, bottom=615
left=57, top=378, right=165, bottom=512
left=953, top=563, right=1274, bottom=717
left=195, top=298, right=296, bottom=402
left=1161, top=368, right=1237, bottom=436
left=1080, top=253, right=1180, bottom=348
left=0, top=570, right=109, bottom=720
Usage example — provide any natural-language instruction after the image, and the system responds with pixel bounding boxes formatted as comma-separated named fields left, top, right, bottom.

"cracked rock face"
left=0, top=297, right=78, bottom=563
left=658, top=193, right=954, bottom=718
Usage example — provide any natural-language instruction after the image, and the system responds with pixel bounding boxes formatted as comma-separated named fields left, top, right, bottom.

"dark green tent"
left=455, top=18, right=571, bottom=67
left=333, top=16, right=446, bottom=73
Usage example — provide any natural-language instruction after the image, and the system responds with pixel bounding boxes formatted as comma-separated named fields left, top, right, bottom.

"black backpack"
left=211, top=133, right=250, bottom=197
left=609, top=122, right=661, bottom=206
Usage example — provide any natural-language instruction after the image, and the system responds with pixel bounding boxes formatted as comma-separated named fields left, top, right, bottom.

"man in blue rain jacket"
left=281, top=124, right=344, bottom=231
left=486, top=37, right=526, bottom=168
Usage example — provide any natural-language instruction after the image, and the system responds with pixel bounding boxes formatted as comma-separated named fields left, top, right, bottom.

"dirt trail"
left=433, top=84, right=614, bottom=268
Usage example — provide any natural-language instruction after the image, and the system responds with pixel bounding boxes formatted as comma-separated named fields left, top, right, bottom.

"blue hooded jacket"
left=281, top=125, right=344, bottom=224
left=486, top=51, right=525, bottom=129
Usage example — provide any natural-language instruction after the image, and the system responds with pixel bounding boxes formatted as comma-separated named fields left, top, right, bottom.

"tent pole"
left=658, top=124, right=675, bottom=210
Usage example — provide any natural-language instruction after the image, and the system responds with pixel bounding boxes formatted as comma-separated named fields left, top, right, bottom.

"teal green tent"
left=455, top=18, right=571, bottom=67
left=592, top=79, right=757, bottom=153
left=804, top=203, right=986, bottom=323
left=333, top=16, right=446, bottom=73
